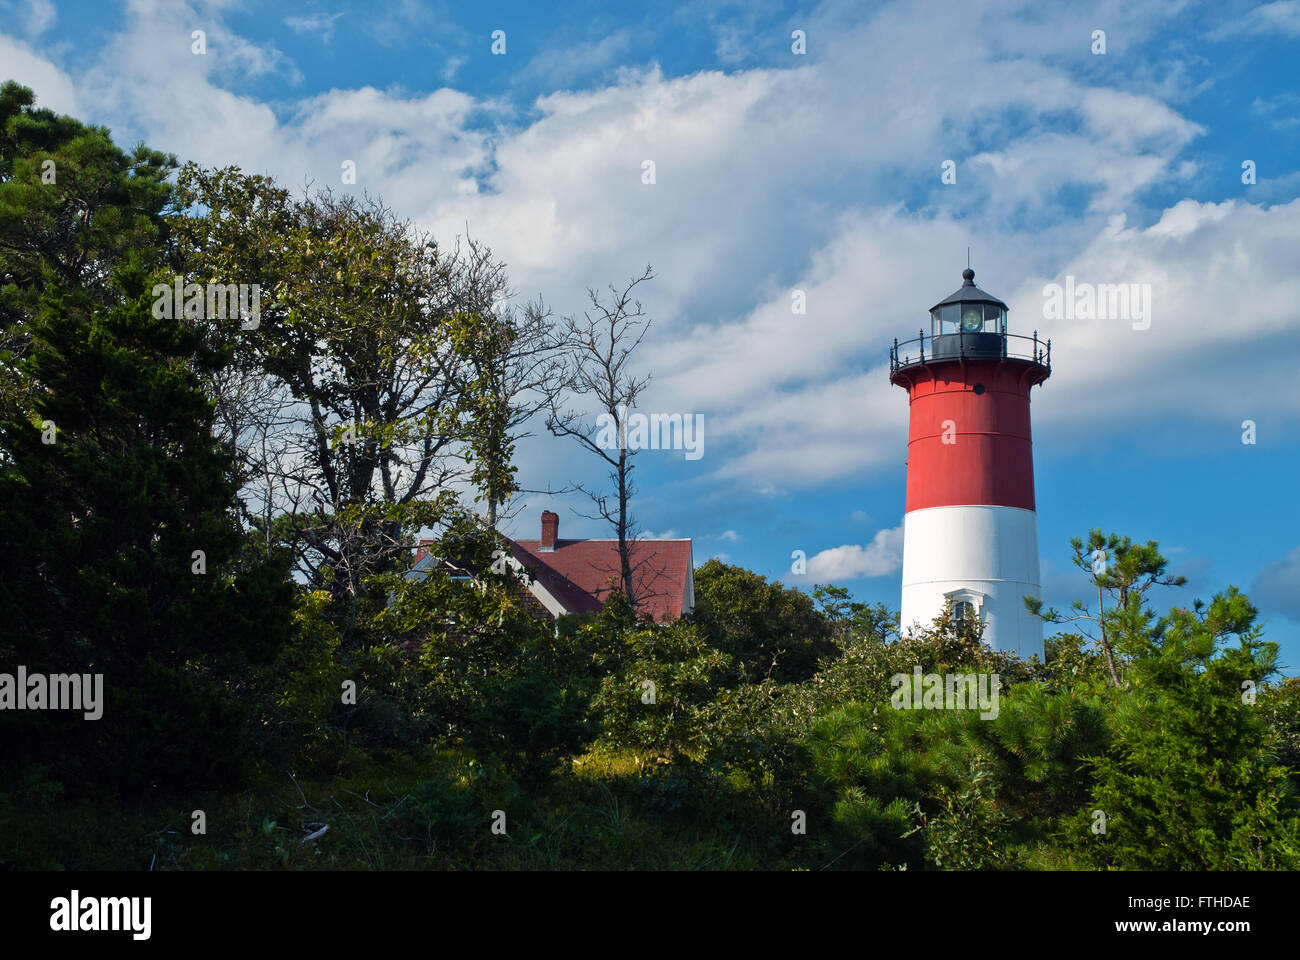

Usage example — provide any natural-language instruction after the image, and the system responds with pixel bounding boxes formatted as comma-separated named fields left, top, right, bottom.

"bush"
left=916, top=758, right=1019, bottom=870
left=591, top=620, right=735, bottom=753
left=691, top=559, right=837, bottom=682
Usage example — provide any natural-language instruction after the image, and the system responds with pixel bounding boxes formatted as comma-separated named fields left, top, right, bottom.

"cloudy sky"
left=4, top=0, right=1298, bottom=668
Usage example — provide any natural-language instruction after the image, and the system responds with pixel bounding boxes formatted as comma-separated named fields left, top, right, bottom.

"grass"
left=1, top=742, right=813, bottom=871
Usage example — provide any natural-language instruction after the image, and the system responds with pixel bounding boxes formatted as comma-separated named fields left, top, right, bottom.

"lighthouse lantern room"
left=889, top=268, right=1051, bottom=659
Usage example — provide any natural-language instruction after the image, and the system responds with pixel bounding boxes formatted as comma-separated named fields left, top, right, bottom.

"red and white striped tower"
left=889, top=268, right=1051, bottom=658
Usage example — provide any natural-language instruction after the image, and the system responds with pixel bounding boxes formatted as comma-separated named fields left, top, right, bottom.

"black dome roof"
left=930, top=267, right=1009, bottom=311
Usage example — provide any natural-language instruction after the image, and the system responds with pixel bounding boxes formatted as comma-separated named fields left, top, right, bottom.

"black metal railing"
left=889, top=329, right=1051, bottom=376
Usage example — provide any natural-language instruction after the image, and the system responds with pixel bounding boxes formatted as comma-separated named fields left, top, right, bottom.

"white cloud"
left=441, top=56, right=466, bottom=83
left=804, top=524, right=904, bottom=580
left=10, top=0, right=1300, bottom=508
left=1252, top=93, right=1300, bottom=130
left=1210, top=1, right=1300, bottom=38
left=521, top=31, right=633, bottom=89
left=284, top=12, right=344, bottom=42
left=0, top=34, right=79, bottom=115
left=22, top=0, right=54, bottom=36
left=1024, top=197, right=1300, bottom=432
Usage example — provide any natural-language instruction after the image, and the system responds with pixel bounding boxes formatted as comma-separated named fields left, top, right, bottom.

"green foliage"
left=1070, top=588, right=1300, bottom=869
left=803, top=674, right=1110, bottom=869
left=1041, top=631, right=1113, bottom=693
left=972, top=682, right=1111, bottom=822
left=806, top=702, right=952, bottom=868
left=915, top=758, right=1019, bottom=870
left=0, top=82, right=176, bottom=417
left=591, top=620, right=735, bottom=753
left=795, top=609, right=1108, bottom=869
left=813, top=584, right=898, bottom=644
left=0, top=275, right=293, bottom=795
left=1259, top=677, right=1300, bottom=791
left=1027, top=529, right=1186, bottom=687
left=284, top=517, right=603, bottom=779
left=692, top=559, right=837, bottom=682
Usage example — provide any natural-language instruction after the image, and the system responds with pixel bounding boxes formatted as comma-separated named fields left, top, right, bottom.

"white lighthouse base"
left=899, top=504, right=1044, bottom=660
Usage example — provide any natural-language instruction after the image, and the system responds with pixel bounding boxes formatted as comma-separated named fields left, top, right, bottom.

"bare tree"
left=547, top=265, right=655, bottom=608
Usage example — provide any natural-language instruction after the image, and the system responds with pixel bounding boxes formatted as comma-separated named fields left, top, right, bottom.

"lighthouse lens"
left=961, top=308, right=982, bottom=331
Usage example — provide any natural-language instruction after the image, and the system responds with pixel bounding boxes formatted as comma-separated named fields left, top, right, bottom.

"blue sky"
left=3, top=0, right=1299, bottom=670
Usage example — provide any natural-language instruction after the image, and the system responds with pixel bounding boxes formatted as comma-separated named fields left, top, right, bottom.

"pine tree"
left=0, top=81, right=175, bottom=419
left=0, top=268, right=292, bottom=796
left=1072, top=588, right=1300, bottom=869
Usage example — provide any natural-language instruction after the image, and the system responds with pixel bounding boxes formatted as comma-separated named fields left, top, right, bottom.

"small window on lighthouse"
left=953, top=600, right=976, bottom=632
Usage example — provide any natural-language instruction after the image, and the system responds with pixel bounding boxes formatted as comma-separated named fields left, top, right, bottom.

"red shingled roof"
left=410, top=515, right=694, bottom=622
left=510, top=537, right=693, bottom=622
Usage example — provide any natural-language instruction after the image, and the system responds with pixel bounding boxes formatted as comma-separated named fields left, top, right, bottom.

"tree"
left=1026, top=529, right=1185, bottom=687
left=0, top=91, right=288, bottom=796
left=812, top=584, right=898, bottom=645
left=373, top=510, right=596, bottom=778
left=0, top=81, right=175, bottom=423
left=547, top=265, right=655, bottom=609
left=0, top=269, right=293, bottom=795
left=693, top=560, right=837, bottom=682
left=169, top=166, right=516, bottom=634
left=1071, top=588, right=1300, bottom=869
left=439, top=239, right=570, bottom=529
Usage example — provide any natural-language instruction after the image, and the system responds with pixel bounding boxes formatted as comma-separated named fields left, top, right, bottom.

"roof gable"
left=511, top=537, right=693, bottom=622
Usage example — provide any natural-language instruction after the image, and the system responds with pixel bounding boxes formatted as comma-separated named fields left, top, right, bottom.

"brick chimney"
left=413, top=538, right=438, bottom=566
left=540, top=511, right=559, bottom=551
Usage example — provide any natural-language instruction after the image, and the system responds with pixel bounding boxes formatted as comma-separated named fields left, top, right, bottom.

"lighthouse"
left=889, top=268, right=1051, bottom=659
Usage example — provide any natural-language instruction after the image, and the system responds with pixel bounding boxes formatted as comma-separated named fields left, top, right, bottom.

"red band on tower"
left=893, top=359, right=1046, bottom=512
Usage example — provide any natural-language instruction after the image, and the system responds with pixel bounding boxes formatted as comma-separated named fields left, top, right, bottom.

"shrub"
left=591, top=620, right=735, bottom=753
left=691, top=559, right=837, bottom=682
